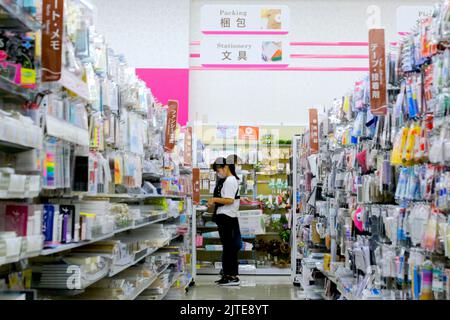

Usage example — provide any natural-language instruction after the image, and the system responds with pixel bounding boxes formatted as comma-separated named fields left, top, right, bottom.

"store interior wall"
left=189, top=0, right=436, bottom=126
left=90, top=0, right=436, bottom=127
left=91, top=0, right=190, bottom=69
left=91, top=0, right=191, bottom=125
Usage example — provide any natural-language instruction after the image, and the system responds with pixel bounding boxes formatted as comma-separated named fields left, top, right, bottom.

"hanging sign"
left=201, top=37, right=289, bottom=68
left=42, top=0, right=64, bottom=82
left=238, top=126, right=259, bottom=141
left=368, top=29, right=387, bottom=116
left=184, top=127, right=193, bottom=167
left=309, top=109, right=319, bottom=154
left=396, top=6, right=433, bottom=34
left=164, top=100, right=179, bottom=152
left=201, top=5, right=290, bottom=35
left=192, top=168, right=200, bottom=205
left=216, top=125, right=238, bottom=139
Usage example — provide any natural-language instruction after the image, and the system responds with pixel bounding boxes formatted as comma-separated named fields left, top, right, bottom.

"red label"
left=164, top=100, right=179, bottom=152
left=369, top=29, right=387, bottom=116
left=309, top=109, right=319, bottom=154
left=192, top=168, right=200, bottom=205
left=184, top=127, right=193, bottom=167
left=42, top=0, right=64, bottom=82
left=238, top=126, right=259, bottom=141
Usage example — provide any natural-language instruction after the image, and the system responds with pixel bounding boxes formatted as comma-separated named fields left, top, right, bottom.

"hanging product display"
left=292, top=1, right=450, bottom=300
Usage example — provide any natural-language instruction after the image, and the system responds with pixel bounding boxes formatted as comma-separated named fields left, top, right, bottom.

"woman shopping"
left=208, top=157, right=242, bottom=286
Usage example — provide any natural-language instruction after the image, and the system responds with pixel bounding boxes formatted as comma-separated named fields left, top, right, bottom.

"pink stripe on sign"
left=290, top=54, right=369, bottom=59
left=190, top=41, right=200, bottom=46
left=202, top=64, right=289, bottom=69
left=191, top=66, right=369, bottom=72
left=290, top=41, right=369, bottom=46
left=202, top=31, right=289, bottom=35
left=190, top=53, right=200, bottom=58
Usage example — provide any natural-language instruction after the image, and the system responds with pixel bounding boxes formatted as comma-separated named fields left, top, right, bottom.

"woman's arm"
left=210, top=197, right=234, bottom=205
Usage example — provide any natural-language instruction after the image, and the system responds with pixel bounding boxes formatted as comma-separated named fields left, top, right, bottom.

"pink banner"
left=136, top=68, right=189, bottom=126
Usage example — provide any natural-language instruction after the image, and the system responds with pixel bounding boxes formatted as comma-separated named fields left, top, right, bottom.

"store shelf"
left=136, top=270, right=181, bottom=301
left=45, top=115, right=90, bottom=147
left=158, top=272, right=181, bottom=300
left=41, top=213, right=170, bottom=256
left=142, top=173, right=163, bottom=180
left=126, top=264, right=170, bottom=300
left=41, top=233, right=116, bottom=256
left=197, top=267, right=291, bottom=275
left=0, top=0, right=42, bottom=31
left=316, top=268, right=354, bottom=300
left=109, top=194, right=186, bottom=202
left=109, top=247, right=158, bottom=277
left=0, top=76, right=36, bottom=103
left=179, top=166, right=193, bottom=174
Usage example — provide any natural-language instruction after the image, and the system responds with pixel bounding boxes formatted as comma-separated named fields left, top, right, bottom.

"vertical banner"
left=238, top=126, right=259, bottom=141
left=164, top=100, right=179, bottom=152
left=369, top=29, right=387, bottom=116
left=42, top=0, right=64, bottom=82
left=192, top=168, right=200, bottom=205
left=308, top=109, right=319, bottom=154
left=184, top=127, right=193, bottom=167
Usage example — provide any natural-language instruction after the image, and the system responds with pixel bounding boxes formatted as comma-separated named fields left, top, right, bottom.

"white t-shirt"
left=216, top=176, right=240, bottom=218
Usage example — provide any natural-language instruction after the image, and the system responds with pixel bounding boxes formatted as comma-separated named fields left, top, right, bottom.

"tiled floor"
left=179, top=276, right=306, bottom=300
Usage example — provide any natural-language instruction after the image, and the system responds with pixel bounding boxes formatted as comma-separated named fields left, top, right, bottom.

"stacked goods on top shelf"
left=292, top=1, right=450, bottom=300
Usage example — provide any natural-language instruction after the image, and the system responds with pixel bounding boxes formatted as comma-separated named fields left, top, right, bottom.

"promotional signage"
left=217, top=125, right=238, bottom=139
left=369, top=29, right=387, bottom=116
left=201, top=5, right=290, bottom=35
left=192, top=168, right=200, bottom=205
left=397, top=6, right=433, bottom=34
left=42, top=0, right=64, bottom=82
left=184, top=127, right=193, bottom=167
left=164, top=100, right=178, bottom=152
left=201, top=37, right=289, bottom=67
left=308, top=109, right=319, bottom=154
left=238, top=126, right=259, bottom=141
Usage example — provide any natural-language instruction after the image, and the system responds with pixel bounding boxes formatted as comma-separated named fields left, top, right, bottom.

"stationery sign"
left=42, top=0, right=64, bottom=82
left=184, top=127, right=193, bottom=167
left=238, top=126, right=259, bottom=141
left=369, top=29, right=387, bottom=116
left=308, top=109, right=319, bottom=154
left=164, top=100, right=179, bottom=152
left=201, top=5, right=290, bottom=35
left=201, top=37, right=289, bottom=68
left=192, top=168, right=200, bottom=205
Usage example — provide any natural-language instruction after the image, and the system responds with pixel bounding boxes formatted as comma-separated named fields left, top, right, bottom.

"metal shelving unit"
left=0, top=0, right=42, bottom=32
left=0, top=76, right=36, bottom=103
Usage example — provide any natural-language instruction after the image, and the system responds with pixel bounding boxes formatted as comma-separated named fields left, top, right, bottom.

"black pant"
left=215, top=214, right=241, bottom=277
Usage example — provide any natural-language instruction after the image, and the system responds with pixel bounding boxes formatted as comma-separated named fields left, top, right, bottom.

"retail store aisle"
left=183, top=276, right=305, bottom=300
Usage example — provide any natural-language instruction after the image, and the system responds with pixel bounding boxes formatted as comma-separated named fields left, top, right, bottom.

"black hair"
left=212, top=157, right=240, bottom=180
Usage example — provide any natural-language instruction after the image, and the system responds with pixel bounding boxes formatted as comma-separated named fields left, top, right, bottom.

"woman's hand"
left=207, top=198, right=215, bottom=208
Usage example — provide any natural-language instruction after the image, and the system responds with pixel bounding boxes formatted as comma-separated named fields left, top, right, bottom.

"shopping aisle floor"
left=182, top=276, right=306, bottom=300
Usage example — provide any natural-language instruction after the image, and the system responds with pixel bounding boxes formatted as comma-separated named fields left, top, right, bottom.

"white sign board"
left=397, top=6, right=433, bottom=34
left=201, top=5, right=290, bottom=35
left=201, top=37, right=289, bottom=68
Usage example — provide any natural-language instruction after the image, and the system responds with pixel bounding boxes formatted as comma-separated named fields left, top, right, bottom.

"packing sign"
left=201, top=5, right=290, bottom=35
